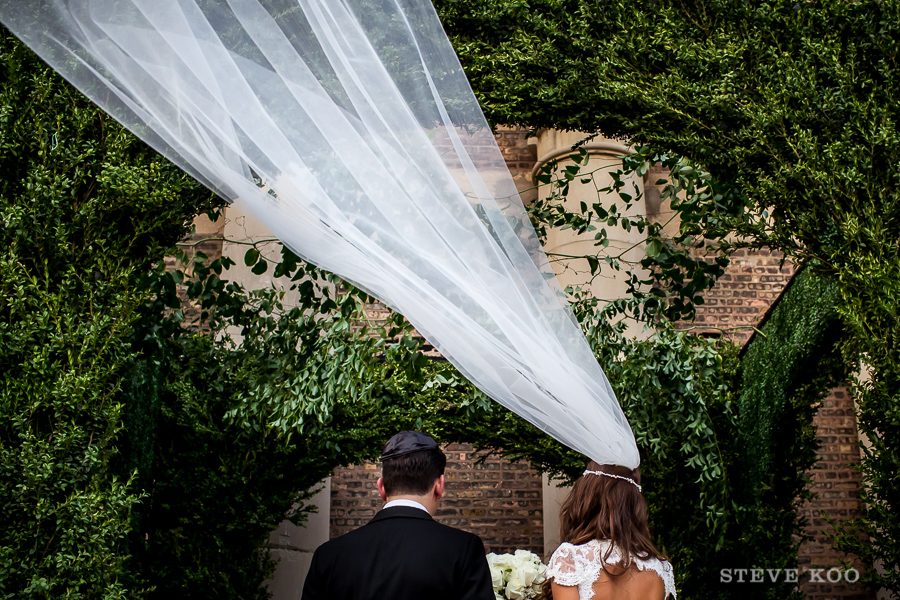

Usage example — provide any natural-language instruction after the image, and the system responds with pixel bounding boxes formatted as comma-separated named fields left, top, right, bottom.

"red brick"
left=330, top=443, right=544, bottom=554
left=798, top=387, right=873, bottom=600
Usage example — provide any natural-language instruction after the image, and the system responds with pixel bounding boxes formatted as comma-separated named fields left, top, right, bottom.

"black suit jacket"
left=301, top=506, right=495, bottom=600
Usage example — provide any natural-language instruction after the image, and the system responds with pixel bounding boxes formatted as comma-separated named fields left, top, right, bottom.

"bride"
left=543, top=462, right=677, bottom=600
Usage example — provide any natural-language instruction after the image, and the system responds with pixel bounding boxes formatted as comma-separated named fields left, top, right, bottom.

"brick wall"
left=690, top=247, right=797, bottom=346
left=799, top=386, right=872, bottom=600
left=495, top=126, right=538, bottom=175
left=331, top=443, right=544, bottom=554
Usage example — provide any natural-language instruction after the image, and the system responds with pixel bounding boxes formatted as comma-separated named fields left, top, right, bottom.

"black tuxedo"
left=301, top=506, right=494, bottom=600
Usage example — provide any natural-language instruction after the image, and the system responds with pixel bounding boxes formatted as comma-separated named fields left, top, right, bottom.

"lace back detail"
left=546, top=540, right=677, bottom=600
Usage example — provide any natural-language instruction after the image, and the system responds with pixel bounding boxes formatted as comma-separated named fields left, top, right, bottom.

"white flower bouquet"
left=486, top=549, right=548, bottom=600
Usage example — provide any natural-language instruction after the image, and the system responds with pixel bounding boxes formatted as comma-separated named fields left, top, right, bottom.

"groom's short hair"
left=382, top=447, right=447, bottom=496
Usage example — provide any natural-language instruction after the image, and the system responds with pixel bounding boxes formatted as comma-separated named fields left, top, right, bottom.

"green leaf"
left=645, top=240, right=664, bottom=258
left=251, top=259, right=268, bottom=275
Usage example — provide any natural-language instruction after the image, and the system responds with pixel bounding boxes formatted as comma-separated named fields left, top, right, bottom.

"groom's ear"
left=433, top=474, right=445, bottom=500
left=377, top=477, right=388, bottom=502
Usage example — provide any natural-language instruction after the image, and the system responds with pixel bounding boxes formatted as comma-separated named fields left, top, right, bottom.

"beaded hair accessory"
left=583, top=470, right=642, bottom=492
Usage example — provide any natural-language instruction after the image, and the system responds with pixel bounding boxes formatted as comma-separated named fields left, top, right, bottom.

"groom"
left=301, top=431, right=494, bottom=600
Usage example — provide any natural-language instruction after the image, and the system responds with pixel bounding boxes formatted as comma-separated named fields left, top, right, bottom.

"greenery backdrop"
left=3, top=0, right=897, bottom=595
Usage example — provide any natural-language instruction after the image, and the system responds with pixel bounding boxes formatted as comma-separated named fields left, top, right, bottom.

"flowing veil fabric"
left=0, top=0, right=640, bottom=468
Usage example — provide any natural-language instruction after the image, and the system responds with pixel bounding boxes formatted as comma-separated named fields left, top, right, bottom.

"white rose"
left=488, top=552, right=521, bottom=592
left=490, top=566, right=504, bottom=591
left=489, top=553, right=513, bottom=571
left=518, top=565, right=538, bottom=587
left=505, top=572, right=526, bottom=600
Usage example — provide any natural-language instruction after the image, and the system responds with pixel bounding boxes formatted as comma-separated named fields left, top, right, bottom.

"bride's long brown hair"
left=541, top=462, right=666, bottom=599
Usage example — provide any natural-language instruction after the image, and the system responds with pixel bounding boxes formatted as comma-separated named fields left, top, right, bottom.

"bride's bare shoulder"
left=591, top=564, right=666, bottom=600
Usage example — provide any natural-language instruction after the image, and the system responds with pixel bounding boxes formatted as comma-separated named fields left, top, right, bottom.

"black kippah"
left=379, top=431, right=438, bottom=461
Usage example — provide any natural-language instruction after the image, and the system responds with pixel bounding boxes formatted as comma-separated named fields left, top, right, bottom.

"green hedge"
left=0, top=26, right=863, bottom=600
left=0, top=34, right=215, bottom=598
left=729, top=270, right=847, bottom=599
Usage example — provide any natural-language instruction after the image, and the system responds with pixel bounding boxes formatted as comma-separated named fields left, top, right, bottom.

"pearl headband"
left=583, top=470, right=642, bottom=492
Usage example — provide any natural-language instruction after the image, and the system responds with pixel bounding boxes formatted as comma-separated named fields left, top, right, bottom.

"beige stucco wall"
left=264, top=480, right=331, bottom=600
left=530, top=130, right=649, bottom=339
left=542, top=474, right=570, bottom=560
left=221, top=203, right=312, bottom=316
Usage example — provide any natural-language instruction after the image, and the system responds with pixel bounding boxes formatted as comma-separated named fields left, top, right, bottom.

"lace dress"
left=546, top=539, right=677, bottom=600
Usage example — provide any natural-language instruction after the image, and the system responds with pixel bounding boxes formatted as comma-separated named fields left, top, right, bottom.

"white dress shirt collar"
left=383, top=498, right=430, bottom=514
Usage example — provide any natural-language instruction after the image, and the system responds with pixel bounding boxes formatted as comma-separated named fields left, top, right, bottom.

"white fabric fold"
left=0, top=0, right=640, bottom=468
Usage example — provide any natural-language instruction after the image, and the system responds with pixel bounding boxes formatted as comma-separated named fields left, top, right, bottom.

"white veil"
left=0, top=0, right=640, bottom=468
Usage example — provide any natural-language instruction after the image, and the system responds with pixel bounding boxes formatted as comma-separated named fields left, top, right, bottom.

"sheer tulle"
left=0, top=0, right=639, bottom=468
